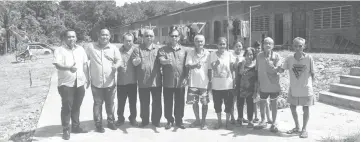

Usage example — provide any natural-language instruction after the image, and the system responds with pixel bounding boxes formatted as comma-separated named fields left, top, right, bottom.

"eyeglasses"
left=170, top=35, right=179, bottom=38
left=145, top=35, right=154, bottom=37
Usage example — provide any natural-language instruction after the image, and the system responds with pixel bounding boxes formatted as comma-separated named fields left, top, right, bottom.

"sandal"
left=286, top=128, right=300, bottom=134
left=253, top=121, right=267, bottom=130
left=247, top=122, right=254, bottom=128
left=200, top=123, right=208, bottom=130
left=252, top=118, right=260, bottom=123
left=270, top=124, right=279, bottom=133
left=190, top=120, right=201, bottom=128
left=230, top=119, right=236, bottom=124
left=213, top=123, right=222, bottom=129
left=299, top=130, right=308, bottom=138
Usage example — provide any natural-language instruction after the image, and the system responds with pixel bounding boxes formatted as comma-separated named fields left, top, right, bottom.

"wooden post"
left=29, top=70, right=32, bottom=87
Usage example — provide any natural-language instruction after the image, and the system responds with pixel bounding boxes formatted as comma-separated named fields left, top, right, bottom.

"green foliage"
left=0, top=0, right=195, bottom=54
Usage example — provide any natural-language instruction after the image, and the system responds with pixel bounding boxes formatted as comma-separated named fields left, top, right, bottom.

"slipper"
left=200, top=124, right=208, bottom=130
left=213, top=123, right=222, bottom=129
left=253, top=122, right=267, bottom=130
left=299, top=130, right=308, bottom=138
left=270, top=124, right=279, bottom=133
left=190, top=121, right=201, bottom=128
left=252, top=118, right=260, bottom=123
left=286, top=128, right=300, bottom=134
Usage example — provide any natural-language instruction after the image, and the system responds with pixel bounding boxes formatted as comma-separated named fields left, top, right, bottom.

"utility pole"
left=249, top=5, right=261, bottom=47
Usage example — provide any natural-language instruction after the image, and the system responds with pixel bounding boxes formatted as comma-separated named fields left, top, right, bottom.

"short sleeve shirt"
left=282, top=53, right=314, bottom=97
left=256, top=51, right=282, bottom=93
left=131, top=43, right=162, bottom=88
left=53, top=45, right=88, bottom=87
left=186, top=49, right=210, bottom=89
left=117, top=45, right=137, bottom=86
left=85, top=42, right=121, bottom=88
left=158, top=44, right=188, bottom=88
left=209, top=51, right=235, bottom=90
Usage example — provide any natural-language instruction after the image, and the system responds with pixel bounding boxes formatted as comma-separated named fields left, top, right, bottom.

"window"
left=251, top=15, right=270, bottom=31
left=162, top=27, right=168, bottom=36
left=314, top=5, right=352, bottom=29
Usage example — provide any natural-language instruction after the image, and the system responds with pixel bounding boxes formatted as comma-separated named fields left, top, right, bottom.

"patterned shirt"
left=282, top=53, right=315, bottom=97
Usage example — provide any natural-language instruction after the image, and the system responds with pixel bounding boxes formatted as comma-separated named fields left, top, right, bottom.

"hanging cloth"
left=240, top=21, right=250, bottom=38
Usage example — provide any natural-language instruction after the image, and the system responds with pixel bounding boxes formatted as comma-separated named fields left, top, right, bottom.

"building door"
left=274, top=14, right=284, bottom=45
left=214, top=20, right=222, bottom=43
left=292, top=10, right=306, bottom=39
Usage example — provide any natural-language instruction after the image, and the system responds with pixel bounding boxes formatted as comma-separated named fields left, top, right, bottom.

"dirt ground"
left=0, top=51, right=359, bottom=142
left=0, top=54, right=54, bottom=142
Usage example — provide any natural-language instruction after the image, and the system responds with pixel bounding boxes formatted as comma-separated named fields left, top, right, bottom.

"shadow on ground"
left=184, top=118, right=298, bottom=138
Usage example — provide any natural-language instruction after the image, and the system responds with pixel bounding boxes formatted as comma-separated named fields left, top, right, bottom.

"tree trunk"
left=4, top=11, right=9, bottom=54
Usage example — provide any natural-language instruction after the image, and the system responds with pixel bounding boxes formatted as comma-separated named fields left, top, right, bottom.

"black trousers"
left=212, top=90, right=233, bottom=113
left=58, top=83, right=85, bottom=128
left=163, top=87, right=185, bottom=125
left=138, top=87, right=162, bottom=124
left=117, top=83, right=137, bottom=122
left=91, top=85, right=116, bottom=126
left=237, top=95, right=254, bottom=121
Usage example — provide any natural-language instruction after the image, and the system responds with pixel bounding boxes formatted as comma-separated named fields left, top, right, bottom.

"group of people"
left=53, top=26, right=315, bottom=140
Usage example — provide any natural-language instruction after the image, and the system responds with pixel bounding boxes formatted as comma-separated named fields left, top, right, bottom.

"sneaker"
left=140, top=122, right=149, bottom=128
left=71, top=126, right=88, bottom=133
left=62, top=128, right=70, bottom=140
left=95, top=126, right=105, bottom=133
left=129, top=120, right=138, bottom=126
left=107, top=123, right=117, bottom=130
left=165, top=122, right=173, bottom=130
left=115, top=120, right=124, bottom=126
left=176, top=123, right=186, bottom=129
left=242, top=118, right=249, bottom=123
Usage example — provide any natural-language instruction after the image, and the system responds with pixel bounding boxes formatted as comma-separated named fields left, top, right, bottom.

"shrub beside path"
left=32, top=72, right=359, bottom=142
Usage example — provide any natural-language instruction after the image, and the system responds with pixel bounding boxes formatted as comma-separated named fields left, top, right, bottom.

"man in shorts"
left=255, top=37, right=282, bottom=132
left=185, top=35, right=211, bottom=130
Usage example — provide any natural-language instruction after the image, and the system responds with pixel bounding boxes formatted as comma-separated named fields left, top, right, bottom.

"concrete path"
left=32, top=73, right=360, bottom=142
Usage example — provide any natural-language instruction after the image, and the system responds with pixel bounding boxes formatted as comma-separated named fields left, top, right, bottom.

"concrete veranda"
left=32, top=73, right=360, bottom=142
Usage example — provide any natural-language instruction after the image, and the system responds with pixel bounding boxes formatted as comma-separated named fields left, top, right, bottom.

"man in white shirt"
left=53, top=30, right=89, bottom=140
left=185, top=35, right=211, bottom=130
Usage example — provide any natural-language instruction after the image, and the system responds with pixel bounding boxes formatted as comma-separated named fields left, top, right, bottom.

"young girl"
left=237, top=47, right=258, bottom=128
left=209, top=37, right=235, bottom=130
left=278, top=37, right=315, bottom=138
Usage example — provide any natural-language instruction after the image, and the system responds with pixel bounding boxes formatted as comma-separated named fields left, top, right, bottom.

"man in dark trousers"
left=116, top=33, right=138, bottom=127
left=53, top=30, right=89, bottom=140
left=131, top=29, right=162, bottom=128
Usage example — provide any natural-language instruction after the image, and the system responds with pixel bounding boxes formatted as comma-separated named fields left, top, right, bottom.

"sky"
left=115, top=0, right=212, bottom=7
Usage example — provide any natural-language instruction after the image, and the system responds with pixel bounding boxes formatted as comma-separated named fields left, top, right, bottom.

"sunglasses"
left=145, top=35, right=154, bottom=37
left=170, top=35, right=179, bottom=38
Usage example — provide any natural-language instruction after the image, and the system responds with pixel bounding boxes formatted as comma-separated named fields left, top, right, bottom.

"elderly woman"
left=209, top=37, right=236, bottom=130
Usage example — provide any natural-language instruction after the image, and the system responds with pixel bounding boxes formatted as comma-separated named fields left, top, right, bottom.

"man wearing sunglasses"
left=131, top=29, right=163, bottom=128
left=159, top=26, right=189, bottom=129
